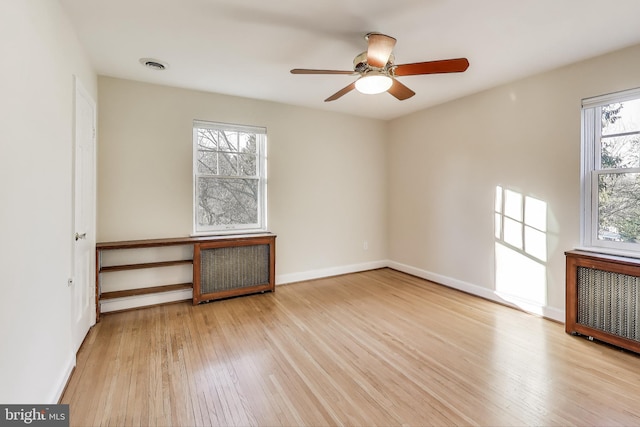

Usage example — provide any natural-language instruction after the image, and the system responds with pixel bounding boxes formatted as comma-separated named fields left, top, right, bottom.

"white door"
left=71, top=77, right=96, bottom=353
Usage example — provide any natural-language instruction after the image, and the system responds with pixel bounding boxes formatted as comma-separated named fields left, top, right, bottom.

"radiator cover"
left=200, top=244, right=270, bottom=294
left=577, top=266, right=640, bottom=343
left=193, top=234, right=276, bottom=304
left=566, top=250, right=640, bottom=354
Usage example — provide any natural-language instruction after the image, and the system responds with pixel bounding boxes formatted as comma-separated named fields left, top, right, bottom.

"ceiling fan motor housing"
left=353, top=51, right=394, bottom=75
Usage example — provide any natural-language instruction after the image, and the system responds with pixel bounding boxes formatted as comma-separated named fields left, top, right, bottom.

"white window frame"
left=581, top=87, right=640, bottom=256
left=192, top=120, right=267, bottom=235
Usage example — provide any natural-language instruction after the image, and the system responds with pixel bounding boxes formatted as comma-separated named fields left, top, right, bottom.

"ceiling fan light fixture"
left=355, top=73, right=393, bottom=94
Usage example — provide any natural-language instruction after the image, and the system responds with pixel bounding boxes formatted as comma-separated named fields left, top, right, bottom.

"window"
left=582, top=88, right=640, bottom=254
left=193, top=120, right=266, bottom=234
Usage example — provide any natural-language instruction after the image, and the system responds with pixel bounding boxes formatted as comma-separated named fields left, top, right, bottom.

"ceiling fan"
left=290, top=32, right=469, bottom=102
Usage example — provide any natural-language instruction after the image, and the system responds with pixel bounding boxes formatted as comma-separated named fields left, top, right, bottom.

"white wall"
left=97, top=77, right=388, bottom=281
left=387, top=44, right=640, bottom=321
left=0, top=0, right=96, bottom=403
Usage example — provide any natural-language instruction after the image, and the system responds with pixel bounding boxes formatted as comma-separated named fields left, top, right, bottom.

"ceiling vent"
left=139, top=58, right=168, bottom=70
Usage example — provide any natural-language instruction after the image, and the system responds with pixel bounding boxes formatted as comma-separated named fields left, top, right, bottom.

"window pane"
left=602, top=99, right=640, bottom=136
left=197, top=177, right=258, bottom=226
left=197, top=129, right=218, bottom=150
left=197, top=150, right=217, bottom=174
left=238, top=133, right=257, bottom=154
left=600, top=134, right=640, bottom=169
left=197, top=129, right=219, bottom=174
left=238, top=154, right=256, bottom=176
left=217, top=131, right=238, bottom=152
left=218, top=151, right=238, bottom=176
left=598, top=172, right=640, bottom=242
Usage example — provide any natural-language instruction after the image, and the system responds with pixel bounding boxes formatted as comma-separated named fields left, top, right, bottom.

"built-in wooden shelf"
left=101, top=283, right=193, bottom=300
left=96, top=235, right=255, bottom=250
left=100, top=259, right=193, bottom=272
left=96, top=234, right=276, bottom=321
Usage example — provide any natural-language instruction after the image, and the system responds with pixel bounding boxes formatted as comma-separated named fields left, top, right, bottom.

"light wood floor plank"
left=62, top=268, right=640, bottom=426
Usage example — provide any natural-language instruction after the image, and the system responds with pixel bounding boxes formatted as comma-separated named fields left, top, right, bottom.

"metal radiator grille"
left=200, top=244, right=269, bottom=294
left=577, top=266, right=640, bottom=342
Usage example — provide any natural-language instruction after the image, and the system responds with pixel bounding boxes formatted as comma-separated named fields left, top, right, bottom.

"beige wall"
left=387, top=44, right=640, bottom=319
left=0, top=0, right=96, bottom=402
left=97, top=77, right=388, bottom=280
left=98, top=44, right=640, bottom=320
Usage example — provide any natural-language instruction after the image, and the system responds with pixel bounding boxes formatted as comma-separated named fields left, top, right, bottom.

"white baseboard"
left=387, top=260, right=565, bottom=323
left=99, top=259, right=564, bottom=323
left=276, top=260, right=388, bottom=285
left=51, top=353, right=75, bottom=403
left=100, top=259, right=388, bottom=313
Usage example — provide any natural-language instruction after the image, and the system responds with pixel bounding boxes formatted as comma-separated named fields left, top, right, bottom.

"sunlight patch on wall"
left=494, top=186, right=548, bottom=309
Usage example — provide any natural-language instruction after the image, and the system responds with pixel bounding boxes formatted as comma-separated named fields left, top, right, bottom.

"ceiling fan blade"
left=325, top=82, right=356, bottom=102
left=393, top=58, right=469, bottom=76
left=291, top=69, right=356, bottom=75
left=366, top=33, right=396, bottom=68
left=388, top=79, right=415, bottom=101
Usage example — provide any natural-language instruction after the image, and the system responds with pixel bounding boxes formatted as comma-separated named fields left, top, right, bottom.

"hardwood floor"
left=62, top=268, right=640, bottom=426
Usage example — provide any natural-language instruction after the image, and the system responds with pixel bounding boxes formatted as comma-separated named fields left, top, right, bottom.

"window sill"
left=190, top=230, right=272, bottom=239
left=573, top=246, right=640, bottom=261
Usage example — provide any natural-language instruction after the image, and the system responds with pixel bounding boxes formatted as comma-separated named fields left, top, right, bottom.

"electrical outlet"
left=363, top=240, right=369, bottom=250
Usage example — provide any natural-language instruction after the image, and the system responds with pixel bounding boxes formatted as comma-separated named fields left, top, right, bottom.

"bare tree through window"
left=598, top=100, right=640, bottom=243
left=193, top=121, right=266, bottom=233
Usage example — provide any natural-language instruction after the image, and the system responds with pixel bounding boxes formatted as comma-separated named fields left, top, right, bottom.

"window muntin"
left=193, top=120, right=266, bottom=234
left=582, top=89, right=640, bottom=253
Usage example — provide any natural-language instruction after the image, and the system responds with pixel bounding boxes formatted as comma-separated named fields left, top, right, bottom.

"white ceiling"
left=59, top=0, right=640, bottom=120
